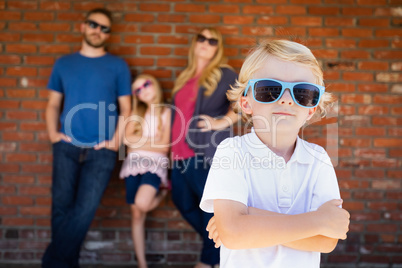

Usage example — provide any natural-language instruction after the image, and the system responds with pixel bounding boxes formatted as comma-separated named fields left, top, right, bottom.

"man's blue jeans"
left=171, top=156, right=219, bottom=266
left=42, top=142, right=117, bottom=268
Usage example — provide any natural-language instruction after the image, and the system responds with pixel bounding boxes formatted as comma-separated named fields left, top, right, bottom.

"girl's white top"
left=119, top=109, right=170, bottom=186
left=200, top=128, right=341, bottom=268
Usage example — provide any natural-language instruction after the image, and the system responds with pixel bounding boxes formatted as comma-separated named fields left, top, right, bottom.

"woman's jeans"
left=42, top=142, right=116, bottom=268
left=171, top=156, right=219, bottom=266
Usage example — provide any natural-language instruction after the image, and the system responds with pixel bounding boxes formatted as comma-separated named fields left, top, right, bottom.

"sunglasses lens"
left=293, top=84, right=320, bottom=107
left=208, top=38, right=218, bottom=46
left=101, top=26, right=111, bottom=33
left=87, top=21, right=97, bottom=29
left=196, top=34, right=206, bottom=43
left=143, top=81, right=151, bottom=88
left=254, top=80, right=282, bottom=103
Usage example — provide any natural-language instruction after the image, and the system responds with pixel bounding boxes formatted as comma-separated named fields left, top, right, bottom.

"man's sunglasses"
left=244, top=78, right=325, bottom=108
left=133, top=80, right=152, bottom=96
left=85, top=20, right=111, bottom=34
left=196, top=34, right=218, bottom=46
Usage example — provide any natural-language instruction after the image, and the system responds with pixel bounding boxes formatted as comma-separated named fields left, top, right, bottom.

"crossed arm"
left=207, top=199, right=349, bottom=253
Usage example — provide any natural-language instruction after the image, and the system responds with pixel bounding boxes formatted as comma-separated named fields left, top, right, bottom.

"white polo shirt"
left=200, top=128, right=340, bottom=268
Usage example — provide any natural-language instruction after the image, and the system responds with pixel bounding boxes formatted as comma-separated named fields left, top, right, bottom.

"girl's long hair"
left=131, top=74, right=165, bottom=136
left=172, top=27, right=232, bottom=96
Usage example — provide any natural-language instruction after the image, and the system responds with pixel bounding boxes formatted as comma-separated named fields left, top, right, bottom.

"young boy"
left=200, top=40, right=350, bottom=268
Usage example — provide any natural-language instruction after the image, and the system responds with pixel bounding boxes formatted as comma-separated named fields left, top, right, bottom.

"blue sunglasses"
left=244, top=78, right=325, bottom=108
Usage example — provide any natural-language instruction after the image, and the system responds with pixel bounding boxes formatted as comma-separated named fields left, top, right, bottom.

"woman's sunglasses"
left=133, top=80, right=152, bottom=96
left=244, top=78, right=325, bottom=108
left=196, top=34, right=218, bottom=46
left=85, top=20, right=111, bottom=34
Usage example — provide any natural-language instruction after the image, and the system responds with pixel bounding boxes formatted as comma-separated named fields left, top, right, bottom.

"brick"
left=24, top=56, right=55, bottom=65
left=108, top=46, right=136, bottom=56
left=359, top=18, right=389, bottom=27
left=0, top=100, right=19, bottom=109
left=373, top=116, right=401, bottom=126
left=39, top=22, right=71, bottom=32
left=157, top=36, right=188, bottom=45
left=3, top=175, right=35, bottom=184
left=343, top=72, right=373, bottom=81
left=367, top=224, right=397, bottom=233
left=325, top=17, right=355, bottom=26
left=6, top=111, right=37, bottom=120
left=23, top=33, right=53, bottom=42
left=341, top=94, right=371, bottom=104
left=24, top=12, right=54, bottom=21
left=376, top=29, right=402, bottom=38
left=39, top=44, right=71, bottom=54
left=243, top=5, right=274, bottom=14
left=0, top=163, right=19, bottom=173
left=224, top=15, right=254, bottom=24
left=275, top=27, right=306, bottom=37
left=125, top=58, right=154, bottom=67
left=377, top=73, right=402, bottom=83
left=2, top=218, right=34, bottom=226
left=355, top=169, right=384, bottom=179
left=374, top=138, right=402, bottom=147
left=175, top=4, right=205, bottom=13
left=356, top=127, right=386, bottom=136
left=8, top=0, right=37, bottom=9
left=374, top=51, right=402, bottom=59
left=124, top=35, right=154, bottom=44
left=342, top=7, right=373, bottom=16
left=189, top=14, right=220, bottom=24
left=140, top=47, right=171, bottom=56
left=139, top=3, right=170, bottom=12
left=20, top=122, right=47, bottom=131
left=2, top=132, right=35, bottom=141
left=373, top=95, right=402, bottom=104
left=359, top=39, right=389, bottom=48
left=40, top=2, right=71, bottom=10
left=157, top=58, right=187, bottom=67
left=157, top=14, right=186, bottom=23
left=0, top=207, right=17, bottom=215
left=6, top=66, right=37, bottom=76
left=8, top=22, right=37, bottom=31
left=257, top=16, right=288, bottom=25
left=0, top=11, right=21, bottom=20
left=20, top=207, right=50, bottom=216
left=56, top=33, right=81, bottom=43
left=125, top=14, right=154, bottom=23
left=309, top=7, right=339, bottom=15
left=242, top=27, right=273, bottom=36
left=175, top=25, right=199, bottom=34
left=0, top=32, right=20, bottom=42
left=340, top=138, right=370, bottom=147
left=0, top=55, right=21, bottom=64
left=328, top=82, right=355, bottom=92
left=358, top=61, right=388, bottom=71
left=291, top=17, right=322, bottom=26
left=327, top=41, right=356, bottom=51
left=358, top=106, right=389, bottom=115
left=2, top=196, right=34, bottom=205
left=6, top=44, right=36, bottom=54
left=209, top=4, right=240, bottom=13
left=358, top=84, right=388, bottom=93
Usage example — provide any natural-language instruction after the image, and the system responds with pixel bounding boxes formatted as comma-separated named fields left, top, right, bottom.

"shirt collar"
left=244, top=128, right=314, bottom=164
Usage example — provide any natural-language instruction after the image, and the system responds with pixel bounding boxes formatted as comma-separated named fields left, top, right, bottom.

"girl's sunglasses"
left=133, top=80, right=152, bottom=96
left=85, top=20, right=111, bottom=34
left=244, top=78, right=325, bottom=108
left=196, top=34, right=218, bottom=46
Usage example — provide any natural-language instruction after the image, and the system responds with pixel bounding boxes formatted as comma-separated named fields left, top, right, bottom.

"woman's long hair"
left=131, top=74, right=165, bottom=136
left=172, top=27, right=232, bottom=96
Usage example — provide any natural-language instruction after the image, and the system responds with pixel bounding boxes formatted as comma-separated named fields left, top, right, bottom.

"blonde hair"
left=172, top=27, right=232, bottom=96
left=227, top=39, right=336, bottom=125
left=131, top=74, right=165, bottom=136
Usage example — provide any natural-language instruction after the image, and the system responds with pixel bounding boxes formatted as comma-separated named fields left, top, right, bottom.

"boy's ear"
left=306, top=106, right=317, bottom=120
left=240, top=96, right=253, bottom=115
left=80, top=22, right=86, bottom=33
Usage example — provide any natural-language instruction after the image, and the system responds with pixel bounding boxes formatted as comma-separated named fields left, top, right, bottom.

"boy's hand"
left=49, top=132, right=71, bottom=143
left=206, top=216, right=222, bottom=248
left=316, top=199, right=350, bottom=240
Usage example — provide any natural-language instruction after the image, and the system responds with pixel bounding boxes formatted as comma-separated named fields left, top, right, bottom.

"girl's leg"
left=131, top=173, right=163, bottom=268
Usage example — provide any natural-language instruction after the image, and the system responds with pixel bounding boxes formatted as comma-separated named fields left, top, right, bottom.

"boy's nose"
left=279, top=89, right=294, bottom=106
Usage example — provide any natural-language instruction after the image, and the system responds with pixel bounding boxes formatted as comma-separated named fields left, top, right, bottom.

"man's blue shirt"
left=48, top=52, right=131, bottom=147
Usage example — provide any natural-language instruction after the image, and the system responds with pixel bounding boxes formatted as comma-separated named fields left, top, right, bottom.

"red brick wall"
left=1, top=0, right=401, bottom=266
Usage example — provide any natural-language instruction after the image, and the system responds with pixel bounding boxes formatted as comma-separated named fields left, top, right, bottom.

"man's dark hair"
left=85, top=8, right=113, bottom=24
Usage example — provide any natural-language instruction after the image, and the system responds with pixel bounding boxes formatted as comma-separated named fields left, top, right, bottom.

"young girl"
left=200, top=40, right=350, bottom=268
left=120, top=74, right=170, bottom=268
